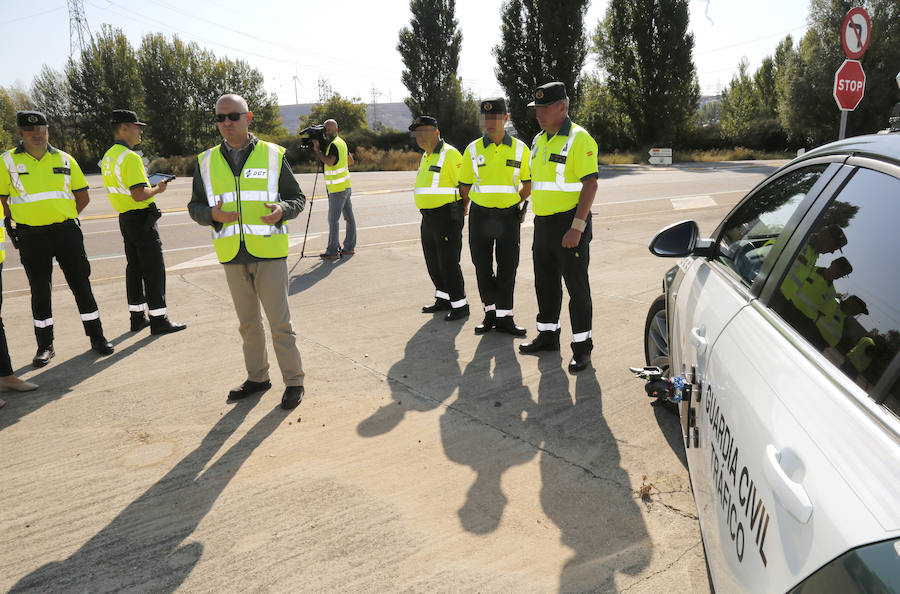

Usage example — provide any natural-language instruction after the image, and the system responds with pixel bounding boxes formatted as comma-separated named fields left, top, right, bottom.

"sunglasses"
left=214, top=112, right=247, bottom=122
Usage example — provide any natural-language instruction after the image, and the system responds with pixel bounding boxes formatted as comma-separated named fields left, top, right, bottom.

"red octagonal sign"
left=834, top=59, right=866, bottom=111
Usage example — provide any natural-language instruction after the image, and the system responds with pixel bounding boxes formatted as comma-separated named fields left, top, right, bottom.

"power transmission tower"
left=370, top=84, right=382, bottom=129
left=68, top=0, right=93, bottom=57
left=317, top=76, right=333, bottom=104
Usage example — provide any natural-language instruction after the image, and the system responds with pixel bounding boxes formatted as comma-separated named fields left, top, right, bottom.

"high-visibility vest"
left=791, top=268, right=837, bottom=321
left=1, top=148, right=80, bottom=225
left=815, top=307, right=845, bottom=347
left=848, top=337, right=875, bottom=372
left=101, top=143, right=153, bottom=213
left=198, top=141, right=289, bottom=263
left=530, top=123, right=594, bottom=215
left=464, top=135, right=529, bottom=208
left=413, top=141, right=461, bottom=209
left=323, top=136, right=350, bottom=193
left=0, top=224, right=4, bottom=264
left=780, top=245, right=817, bottom=300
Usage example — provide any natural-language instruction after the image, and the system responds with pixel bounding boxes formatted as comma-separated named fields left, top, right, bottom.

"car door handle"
left=764, top=445, right=813, bottom=524
left=690, top=326, right=707, bottom=354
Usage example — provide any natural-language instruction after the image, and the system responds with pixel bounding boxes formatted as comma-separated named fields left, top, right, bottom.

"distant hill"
left=279, top=102, right=413, bottom=134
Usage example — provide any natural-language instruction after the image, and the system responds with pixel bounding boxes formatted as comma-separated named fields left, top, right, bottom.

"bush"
left=148, top=155, right=197, bottom=176
left=354, top=146, right=420, bottom=171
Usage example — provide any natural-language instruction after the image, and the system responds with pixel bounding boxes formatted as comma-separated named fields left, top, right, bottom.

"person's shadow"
left=440, top=335, right=537, bottom=534
left=535, top=355, right=652, bottom=592
left=1, top=331, right=157, bottom=431
left=10, top=401, right=287, bottom=593
left=288, top=257, right=347, bottom=296
left=357, top=317, right=463, bottom=438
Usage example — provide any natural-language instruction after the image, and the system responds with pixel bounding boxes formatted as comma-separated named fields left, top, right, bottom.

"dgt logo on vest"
left=243, top=168, right=267, bottom=179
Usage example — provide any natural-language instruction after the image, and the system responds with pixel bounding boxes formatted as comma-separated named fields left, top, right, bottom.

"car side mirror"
left=649, top=220, right=715, bottom=258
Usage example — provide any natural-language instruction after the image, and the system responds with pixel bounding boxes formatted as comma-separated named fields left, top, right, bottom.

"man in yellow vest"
left=409, top=115, right=469, bottom=321
left=0, top=111, right=114, bottom=367
left=518, top=83, right=599, bottom=372
left=0, top=220, right=39, bottom=401
left=312, top=119, right=356, bottom=260
left=188, top=94, right=306, bottom=409
left=459, top=97, right=531, bottom=336
left=101, top=109, right=186, bottom=335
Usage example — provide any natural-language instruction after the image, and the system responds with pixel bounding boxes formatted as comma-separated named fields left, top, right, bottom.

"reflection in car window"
left=771, top=168, right=900, bottom=413
left=717, top=165, right=828, bottom=286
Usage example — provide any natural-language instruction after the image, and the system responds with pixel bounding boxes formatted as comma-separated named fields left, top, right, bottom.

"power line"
left=695, top=25, right=806, bottom=55
left=1, top=6, right=65, bottom=26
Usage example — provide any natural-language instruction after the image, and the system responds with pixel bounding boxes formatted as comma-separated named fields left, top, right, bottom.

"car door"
left=668, top=162, right=840, bottom=588
left=700, top=162, right=900, bottom=592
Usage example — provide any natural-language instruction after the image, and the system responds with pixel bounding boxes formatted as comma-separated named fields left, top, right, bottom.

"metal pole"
left=839, top=110, right=848, bottom=140
left=299, top=162, right=321, bottom=260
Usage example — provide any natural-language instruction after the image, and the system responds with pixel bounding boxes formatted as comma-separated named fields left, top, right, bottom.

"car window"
left=770, top=167, right=900, bottom=413
left=717, top=164, right=829, bottom=287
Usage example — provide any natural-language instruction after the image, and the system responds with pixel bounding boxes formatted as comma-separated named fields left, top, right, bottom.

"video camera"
left=298, top=124, right=327, bottom=148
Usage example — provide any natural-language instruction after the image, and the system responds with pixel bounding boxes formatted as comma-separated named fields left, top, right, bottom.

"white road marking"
left=670, top=195, right=717, bottom=210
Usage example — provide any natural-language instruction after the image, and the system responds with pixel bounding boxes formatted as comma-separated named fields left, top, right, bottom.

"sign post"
left=835, top=8, right=871, bottom=140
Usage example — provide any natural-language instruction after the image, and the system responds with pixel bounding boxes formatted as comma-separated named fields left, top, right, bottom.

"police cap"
left=527, top=82, right=567, bottom=107
left=409, top=115, right=439, bottom=131
left=111, top=109, right=147, bottom=126
left=16, top=111, right=48, bottom=127
left=831, top=256, right=853, bottom=277
left=480, top=97, right=508, bottom=114
left=842, top=295, right=869, bottom=316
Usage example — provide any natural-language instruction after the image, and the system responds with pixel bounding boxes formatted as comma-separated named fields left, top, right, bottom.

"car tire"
left=644, top=294, right=676, bottom=411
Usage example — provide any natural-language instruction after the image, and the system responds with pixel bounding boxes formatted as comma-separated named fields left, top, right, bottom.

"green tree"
left=595, top=0, right=699, bottom=146
left=720, top=59, right=759, bottom=140
left=779, top=0, right=900, bottom=146
left=0, top=83, right=32, bottom=149
left=494, top=0, right=589, bottom=141
left=297, top=93, right=368, bottom=134
left=138, top=34, right=199, bottom=156
left=397, top=0, right=479, bottom=147
left=571, top=74, right=630, bottom=151
left=66, top=24, right=145, bottom=163
left=30, top=66, right=85, bottom=159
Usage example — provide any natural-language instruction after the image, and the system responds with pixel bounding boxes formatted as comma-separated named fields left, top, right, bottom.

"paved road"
left=1, top=162, right=784, bottom=593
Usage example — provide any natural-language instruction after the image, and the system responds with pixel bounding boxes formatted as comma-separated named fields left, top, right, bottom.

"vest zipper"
left=235, top=174, right=244, bottom=243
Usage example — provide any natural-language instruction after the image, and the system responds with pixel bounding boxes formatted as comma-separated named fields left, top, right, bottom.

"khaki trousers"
left=224, top=260, right=304, bottom=386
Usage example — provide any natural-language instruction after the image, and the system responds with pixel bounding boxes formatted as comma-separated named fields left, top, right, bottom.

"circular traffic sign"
left=834, top=60, right=866, bottom=111
left=841, top=7, right=871, bottom=60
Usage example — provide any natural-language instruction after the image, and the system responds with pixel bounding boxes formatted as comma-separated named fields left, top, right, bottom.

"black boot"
left=150, top=316, right=187, bottom=336
left=474, top=310, right=496, bottom=334
left=568, top=339, right=593, bottom=372
left=422, top=298, right=451, bottom=313
left=32, top=326, right=55, bottom=368
left=445, top=304, right=470, bottom=321
left=518, top=329, right=560, bottom=353
left=494, top=316, right=527, bottom=337
left=130, top=311, right=150, bottom=332
left=85, top=319, right=114, bottom=356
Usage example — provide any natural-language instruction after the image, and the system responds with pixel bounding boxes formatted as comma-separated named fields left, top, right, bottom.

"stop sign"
left=834, top=59, right=866, bottom=111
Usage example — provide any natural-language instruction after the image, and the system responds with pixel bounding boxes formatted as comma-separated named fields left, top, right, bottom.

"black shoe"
left=228, top=379, right=272, bottom=401
left=90, top=337, right=115, bottom=356
left=150, top=317, right=187, bottom=335
left=130, top=313, right=150, bottom=332
left=445, top=304, right=470, bottom=321
left=518, top=330, right=561, bottom=354
left=474, top=310, right=496, bottom=334
left=319, top=252, right=340, bottom=261
left=494, top=316, right=527, bottom=337
left=281, top=385, right=304, bottom=409
left=568, top=339, right=594, bottom=372
left=422, top=299, right=451, bottom=313
left=33, top=345, right=55, bottom=368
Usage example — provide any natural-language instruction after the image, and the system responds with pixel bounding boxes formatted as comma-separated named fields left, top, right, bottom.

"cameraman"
left=312, top=119, right=356, bottom=260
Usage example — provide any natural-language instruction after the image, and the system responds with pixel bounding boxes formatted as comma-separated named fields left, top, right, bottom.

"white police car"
left=641, top=133, right=900, bottom=592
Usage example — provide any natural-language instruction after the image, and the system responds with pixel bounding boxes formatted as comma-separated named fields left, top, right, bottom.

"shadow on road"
left=2, top=330, right=157, bottom=431
left=10, top=401, right=287, bottom=593
left=288, top=257, right=347, bottom=296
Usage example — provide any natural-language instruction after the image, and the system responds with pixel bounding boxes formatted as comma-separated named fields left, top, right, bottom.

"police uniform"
left=101, top=110, right=185, bottom=335
left=0, top=111, right=113, bottom=366
left=410, top=115, right=469, bottom=321
left=459, top=98, right=530, bottom=335
left=518, top=83, right=599, bottom=372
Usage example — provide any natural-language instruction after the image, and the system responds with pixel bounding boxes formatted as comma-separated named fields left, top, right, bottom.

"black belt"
left=15, top=218, right=78, bottom=235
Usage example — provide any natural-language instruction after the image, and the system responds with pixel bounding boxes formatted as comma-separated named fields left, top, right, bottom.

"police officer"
left=101, top=109, right=186, bottom=335
left=459, top=98, right=531, bottom=335
left=410, top=115, right=469, bottom=321
left=518, top=83, right=599, bottom=372
left=0, top=111, right=114, bottom=367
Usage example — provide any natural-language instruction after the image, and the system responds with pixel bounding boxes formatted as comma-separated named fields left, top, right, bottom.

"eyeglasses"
left=214, top=112, right=247, bottom=122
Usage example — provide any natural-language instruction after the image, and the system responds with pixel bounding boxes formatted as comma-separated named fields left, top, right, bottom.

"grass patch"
left=597, top=151, right=642, bottom=165
left=674, top=147, right=795, bottom=162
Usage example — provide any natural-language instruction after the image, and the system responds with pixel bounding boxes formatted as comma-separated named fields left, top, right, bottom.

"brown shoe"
left=0, top=376, right=39, bottom=392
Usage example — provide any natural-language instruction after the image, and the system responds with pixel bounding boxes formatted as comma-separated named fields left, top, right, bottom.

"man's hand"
left=311, top=139, right=320, bottom=152
left=211, top=199, right=238, bottom=223
left=154, top=180, right=168, bottom=195
left=261, top=202, right=283, bottom=224
left=562, top=228, right=582, bottom=248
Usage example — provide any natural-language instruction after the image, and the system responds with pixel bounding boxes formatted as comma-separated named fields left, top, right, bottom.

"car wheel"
left=644, top=295, right=676, bottom=410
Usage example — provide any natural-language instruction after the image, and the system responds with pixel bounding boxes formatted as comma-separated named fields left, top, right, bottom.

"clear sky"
left=1, top=0, right=811, bottom=106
